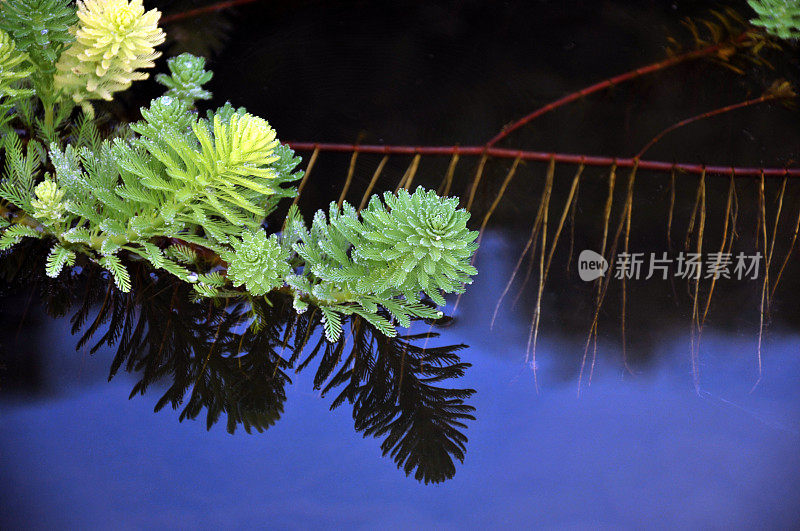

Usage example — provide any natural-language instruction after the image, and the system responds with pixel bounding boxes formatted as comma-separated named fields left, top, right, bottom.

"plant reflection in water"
left=0, top=240, right=475, bottom=484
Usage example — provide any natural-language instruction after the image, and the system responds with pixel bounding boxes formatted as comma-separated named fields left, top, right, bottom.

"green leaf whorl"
left=358, top=187, right=478, bottom=305
left=155, top=52, right=213, bottom=106
left=223, top=230, right=290, bottom=296
left=31, top=179, right=66, bottom=223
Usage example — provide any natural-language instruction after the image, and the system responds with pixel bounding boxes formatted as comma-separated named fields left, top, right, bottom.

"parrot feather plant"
left=54, top=0, right=165, bottom=111
left=0, top=0, right=479, bottom=342
left=748, top=0, right=800, bottom=40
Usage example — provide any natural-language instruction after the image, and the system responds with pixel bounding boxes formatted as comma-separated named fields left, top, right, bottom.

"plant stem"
left=285, top=142, right=800, bottom=178
left=635, top=93, right=789, bottom=158
left=484, top=33, right=749, bottom=148
left=0, top=203, right=44, bottom=230
left=43, top=104, right=54, bottom=132
left=161, top=0, right=261, bottom=23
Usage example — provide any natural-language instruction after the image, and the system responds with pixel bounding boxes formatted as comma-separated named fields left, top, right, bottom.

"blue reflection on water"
left=1, top=234, right=799, bottom=528
left=2, top=331, right=799, bottom=528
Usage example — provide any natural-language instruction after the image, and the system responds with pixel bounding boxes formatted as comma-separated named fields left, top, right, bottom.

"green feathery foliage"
left=0, top=90, right=305, bottom=291
left=45, top=242, right=75, bottom=277
left=44, top=137, right=202, bottom=286
left=749, top=0, right=800, bottom=40
left=0, top=0, right=76, bottom=76
left=155, top=52, right=213, bottom=107
left=0, top=29, right=34, bottom=102
left=0, top=132, right=42, bottom=215
left=0, top=224, right=42, bottom=250
left=123, top=97, right=304, bottom=239
left=285, top=187, right=478, bottom=341
left=0, top=4, right=479, bottom=341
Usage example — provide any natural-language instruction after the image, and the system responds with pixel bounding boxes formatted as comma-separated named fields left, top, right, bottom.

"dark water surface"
left=3, top=0, right=800, bottom=528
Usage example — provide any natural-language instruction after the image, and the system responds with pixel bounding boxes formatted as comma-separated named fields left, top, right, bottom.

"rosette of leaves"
left=120, top=98, right=303, bottom=242
left=155, top=52, right=213, bottom=107
left=30, top=179, right=66, bottom=223
left=222, top=230, right=290, bottom=296
left=749, top=0, right=800, bottom=40
left=357, top=187, right=478, bottom=306
left=283, top=202, right=439, bottom=341
left=0, top=0, right=76, bottom=78
left=286, top=188, right=478, bottom=342
left=54, top=0, right=166, bottom=110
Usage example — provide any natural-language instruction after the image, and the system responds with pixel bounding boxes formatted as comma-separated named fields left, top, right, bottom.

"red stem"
left=635, top=94, right=783, bottom=158
left=161, top=0, right=261, bottom=24
left=285, top=142, right=799, bottom=178
left=484, top=33, right=748, bottom=148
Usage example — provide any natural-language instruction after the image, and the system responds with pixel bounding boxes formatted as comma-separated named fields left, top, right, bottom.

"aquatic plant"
left=271, top=6, right=798, bottom=395
left=223, top=230, right=289, bottom=296
left=30, top=179, right=66, bottom=223
left=155, top=52, right=213, bottom=106
left=0, top=0, right=480, bottom=342
left=748, top=0, right=800, bottom=40
left=284, top=190, right=473, bottom=341
left=0, top=0, right=77, bottom=88
left=0, top=29, right=34, bottom=125
left=54, top=0, right=166, bottom=111
left=0, top=30, right=33, bottom=98
left=358, top=188, right=478, bottom=305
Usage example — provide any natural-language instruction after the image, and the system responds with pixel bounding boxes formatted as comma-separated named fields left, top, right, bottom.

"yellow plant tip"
left=199, top=113, right=281, bottom=177
left=55, top=0, right=166, bottom=105
left=765, top=79, right=797, bottom=99
left=31, top=180, right=67, bottom=224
